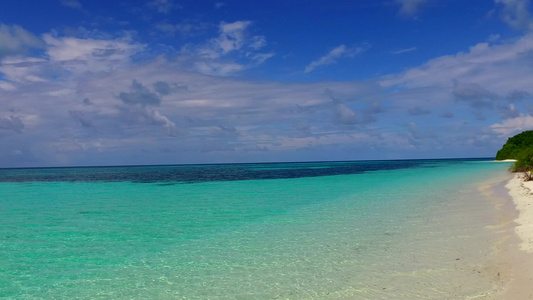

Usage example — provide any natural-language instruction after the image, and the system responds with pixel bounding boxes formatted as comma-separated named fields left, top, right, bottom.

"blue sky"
left=1, top=0, right=533, bottom=167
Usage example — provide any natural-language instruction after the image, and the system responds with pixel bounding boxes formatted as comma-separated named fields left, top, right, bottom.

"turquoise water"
left=0, top=159, right=513, bottom=299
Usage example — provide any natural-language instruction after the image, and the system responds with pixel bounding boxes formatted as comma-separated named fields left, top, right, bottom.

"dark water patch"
left=155, top=182, right=178, bottom=186
left=0, top=158, right=492, bottom=184
left=78, top=211, right=104, bottom=215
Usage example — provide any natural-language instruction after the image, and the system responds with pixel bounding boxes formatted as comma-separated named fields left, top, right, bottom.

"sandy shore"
left=507, top=174, right=533, bottom=253
left=497, top=159, right=518, bottom=163
left=497, top=173, right=533, bottom=299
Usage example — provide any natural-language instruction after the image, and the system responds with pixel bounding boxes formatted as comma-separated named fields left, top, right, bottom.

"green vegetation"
left=496, top=130, right=533, bottom=175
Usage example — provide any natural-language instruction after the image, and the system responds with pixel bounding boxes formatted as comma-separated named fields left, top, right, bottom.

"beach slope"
left=500, top=174, right=533, bottom=299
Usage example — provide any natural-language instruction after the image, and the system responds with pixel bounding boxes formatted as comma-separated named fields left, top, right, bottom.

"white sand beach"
left=507, top=174, right=533, bottom=253
left=496, top=174, right=533, bottom=299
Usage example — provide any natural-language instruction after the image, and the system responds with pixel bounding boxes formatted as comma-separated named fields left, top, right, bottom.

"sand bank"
left=494, top=159, right=518, bottom=162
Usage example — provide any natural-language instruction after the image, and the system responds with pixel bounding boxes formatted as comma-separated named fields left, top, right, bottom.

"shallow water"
left=0, top=159, right=513, bottom=299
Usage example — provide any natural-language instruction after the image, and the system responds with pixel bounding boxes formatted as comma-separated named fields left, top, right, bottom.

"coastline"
left=506, top=174, right=533, bottom=253
left=494, top=159, right=518, bottom=163
left=494, top=173, right=533, bottom=299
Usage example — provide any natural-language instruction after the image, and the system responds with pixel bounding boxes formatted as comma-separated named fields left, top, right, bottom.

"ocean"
left=0, top=159, right=514, bottom=299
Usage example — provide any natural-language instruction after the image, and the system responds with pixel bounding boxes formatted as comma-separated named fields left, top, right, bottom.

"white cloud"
left=334, top=103, right=377, bottom=125
left=0, top=34, right=143, bottom=84
left=500, top=103, right=521, bottom=119
left=0, top=37, right=375, bottom=163
left=487, top=34, right=501, bottom=43
left=304, top=44, right=368, bottom=73
left=249, top=52, right=275, bottom=66
left=495, top=0, right=533, bottom=30
left=335, top=103, right=358, bottom=124
left=60, top=0, right=82, bottom=9
left=180, top=20, right=273, bottom=76
left=407, top=121, right=434, bottom=140
left=44, top=34, right=141, bottom=62
left=217, top=21, right=255, bottom=54
left=155, top=22, right=176, bottom=34
left=247, top=132, right=373, bottom=151
left=248, top=35, right=266, bottom=50
left=119, top=80, right=161, bottom=106
left=380, top=34, right=533, bottom=95
left=2, top=23, right=533, bottom=166
left=193, top=61, right=244, bottom=76
left=192, top=20, right=267, bottom=58
left=148, top=0, right=179, bottom=14
left=155, top=20, right=210, bottom=37
left=396, top=0, right=431, bottom=17
left=0, top=81, right=16, bottom=91
left=452, top=80, right=498, bottom=108
left=143, top=108, right=178, bottom=136
left=392, top=47, right=417, bottom=55
left=0, top=24, right=44, bottom=58
left=407, top=106, right=431, bottom=115
left=0, top=115, right=24, bottom=132
left=491, top=114, right=533, bottom=135
left=69, top=110, right=93, bottom=128
left=0, top=57, right=48, bottom=83
left=378, top=34, right=533, bottom=128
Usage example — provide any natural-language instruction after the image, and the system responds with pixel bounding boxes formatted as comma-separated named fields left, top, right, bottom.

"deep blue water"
left=0, top=158, right=492, bottom=183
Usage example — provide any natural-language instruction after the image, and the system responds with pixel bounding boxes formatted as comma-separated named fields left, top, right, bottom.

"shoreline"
left=494, top=159, right=518, bottom=163
left=494, top=173, right=533, bottom=299
left=506, top=174, right=533, bottom=253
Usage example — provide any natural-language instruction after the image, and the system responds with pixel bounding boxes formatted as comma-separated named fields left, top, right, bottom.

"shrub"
left=496, top=130, right=533, bottom=160
left=496, top=131, right=533, bottom=180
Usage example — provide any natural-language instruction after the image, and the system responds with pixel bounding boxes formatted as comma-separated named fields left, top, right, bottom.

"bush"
left=496, top=131, right=533, bottom=181
left=512, top=147, right=533, bottom=181
left=496, top=130, right=533, bottom=160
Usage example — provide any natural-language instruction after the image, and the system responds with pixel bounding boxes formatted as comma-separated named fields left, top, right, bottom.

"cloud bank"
left=1, top=1, right=533, bottom=167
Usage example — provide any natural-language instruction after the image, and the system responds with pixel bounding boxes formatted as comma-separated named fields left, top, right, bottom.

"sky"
left=1, top=0, right=533, bottom=167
